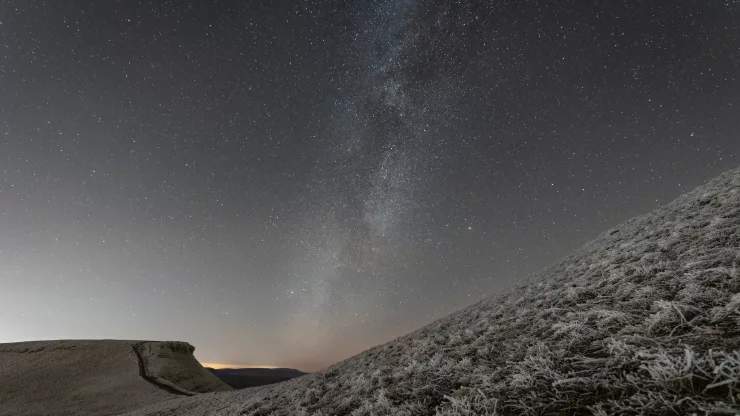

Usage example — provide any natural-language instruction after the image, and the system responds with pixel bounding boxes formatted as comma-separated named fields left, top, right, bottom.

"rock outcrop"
left=134, top=341, right=232, bottom=395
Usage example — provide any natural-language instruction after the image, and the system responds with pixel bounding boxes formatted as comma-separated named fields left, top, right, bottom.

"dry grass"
left=129, top=167, right=740, bottom=415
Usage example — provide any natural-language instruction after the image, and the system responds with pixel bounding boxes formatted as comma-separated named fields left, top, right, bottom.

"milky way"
left=1, top=0, right=739, bottom=370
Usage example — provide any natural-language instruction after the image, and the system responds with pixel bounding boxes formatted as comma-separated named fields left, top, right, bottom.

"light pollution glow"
left=200, top=363, right=279, bottom=369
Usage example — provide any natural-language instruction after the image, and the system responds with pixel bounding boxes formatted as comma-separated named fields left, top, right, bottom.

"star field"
left=1, top=0, right=739, bottom=371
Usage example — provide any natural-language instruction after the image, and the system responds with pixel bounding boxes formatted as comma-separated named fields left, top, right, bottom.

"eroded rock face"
left=0, top=340, right=231, bottom=416
left=134, top=341, right=232, bottom=395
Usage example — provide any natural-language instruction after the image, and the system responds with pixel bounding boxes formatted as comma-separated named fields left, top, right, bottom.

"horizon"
left=1, top=0, right=738, bottom=371
left=200, top=363, right=283, bottom=370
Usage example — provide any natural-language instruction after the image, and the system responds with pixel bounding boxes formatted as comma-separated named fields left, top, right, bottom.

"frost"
left=129, top=168, right=740, bottom=416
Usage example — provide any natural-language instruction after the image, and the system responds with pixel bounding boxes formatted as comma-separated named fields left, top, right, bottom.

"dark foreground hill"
left=126, top=167, right=740, bottom=415
left=0, top=340, right=231, bottom=416
left=206, top=367, right=307, bottom=389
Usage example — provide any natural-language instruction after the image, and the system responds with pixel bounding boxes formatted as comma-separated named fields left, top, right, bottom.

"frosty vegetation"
left=130, top=167, right=740, bottom=415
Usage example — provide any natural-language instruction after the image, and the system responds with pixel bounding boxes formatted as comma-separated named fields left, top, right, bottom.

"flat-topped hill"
left=0, top=339, right=231, bottom=416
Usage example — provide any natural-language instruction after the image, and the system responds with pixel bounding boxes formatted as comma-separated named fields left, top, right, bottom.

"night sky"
left=1, top=0, right=739, bottom=371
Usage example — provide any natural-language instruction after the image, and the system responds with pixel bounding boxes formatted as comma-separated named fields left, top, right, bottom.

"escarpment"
left=0, top=339, right=231, bottom=416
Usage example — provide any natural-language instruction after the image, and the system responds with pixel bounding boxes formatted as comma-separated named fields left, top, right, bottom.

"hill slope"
left=0, top=340, right=231, bottom=416
left=206, top=367, right=308, bottom=389
left=126, top=166, right=738, bottom=415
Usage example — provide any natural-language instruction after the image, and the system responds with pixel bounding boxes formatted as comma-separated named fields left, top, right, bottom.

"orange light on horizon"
left=200, top=362, right=278, bottom=369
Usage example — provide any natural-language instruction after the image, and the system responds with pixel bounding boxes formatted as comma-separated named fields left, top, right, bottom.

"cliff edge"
left=0, top=339, right=231, bottom=416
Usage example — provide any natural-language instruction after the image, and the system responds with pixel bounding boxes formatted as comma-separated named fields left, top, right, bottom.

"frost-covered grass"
left=130, top=167, right=740, bottom=415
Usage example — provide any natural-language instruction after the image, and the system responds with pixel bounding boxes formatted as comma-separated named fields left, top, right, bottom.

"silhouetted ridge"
left=206, top=367, right=308, bottom=389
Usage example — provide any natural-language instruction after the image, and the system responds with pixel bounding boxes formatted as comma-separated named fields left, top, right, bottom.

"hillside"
left=206, top=367, right=308, bottom=389
left=0, top=340, right=231, bottom=416
left=124, top=167, right=740, bottom=415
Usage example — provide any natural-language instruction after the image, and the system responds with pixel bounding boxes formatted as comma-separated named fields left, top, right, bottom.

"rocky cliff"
left=0, top=339, right=231, bottom=416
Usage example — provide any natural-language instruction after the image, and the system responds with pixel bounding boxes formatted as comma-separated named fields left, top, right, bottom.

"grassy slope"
left=130, top=167, right=740, bottom=415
